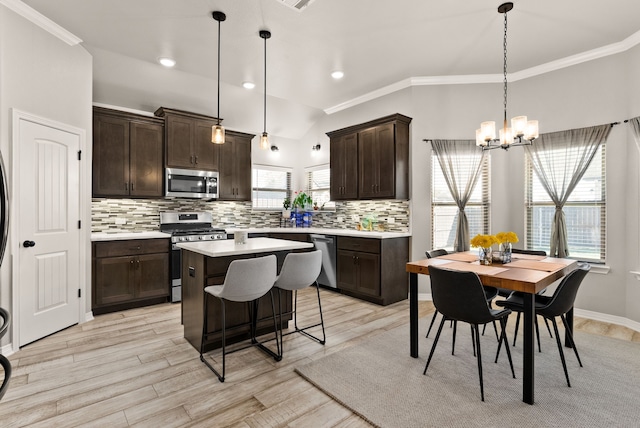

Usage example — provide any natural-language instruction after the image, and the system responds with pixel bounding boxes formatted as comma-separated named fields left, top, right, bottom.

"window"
left=305, top=165, right=334, bottom=210
left=525, top=144, right=606, bottom=262
left=431, top=154, right=491, bottom=251
left=252, top=165, right=291, bottom=210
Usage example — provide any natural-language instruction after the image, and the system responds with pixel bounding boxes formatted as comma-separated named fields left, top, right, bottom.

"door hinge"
left=78, top=220, right=81, bottom=229
left=78, top=288, right=81, bottom=298
left=78, top=150, right=82, bottom=160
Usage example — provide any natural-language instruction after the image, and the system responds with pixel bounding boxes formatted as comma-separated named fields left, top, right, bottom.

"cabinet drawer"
left=94, top=238, right=169, bottom=258
left=337, top=237, right=380, bottom=253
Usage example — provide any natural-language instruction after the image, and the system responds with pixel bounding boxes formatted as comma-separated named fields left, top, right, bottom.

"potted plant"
left=292, top=191, right=313, bottom=211
left=282, top=197, right=291, bottom=219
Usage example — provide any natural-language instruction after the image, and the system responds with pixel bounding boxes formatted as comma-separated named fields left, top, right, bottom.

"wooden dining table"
left=406, top=251, right=577, bottom=405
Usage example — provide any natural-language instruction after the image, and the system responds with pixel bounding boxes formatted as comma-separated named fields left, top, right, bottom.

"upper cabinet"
left=154, top=107, right=219, bottom=171
left=93, top=107, right=164, bottom=198
left=327, top=114, right=411, bottom=201
left=218, top=131, right=254, bottom=201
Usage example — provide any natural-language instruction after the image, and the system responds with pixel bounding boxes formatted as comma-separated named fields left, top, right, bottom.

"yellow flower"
left=495, top=231, right=519, bottom=244
left=470, top=234, right=498, bottom=248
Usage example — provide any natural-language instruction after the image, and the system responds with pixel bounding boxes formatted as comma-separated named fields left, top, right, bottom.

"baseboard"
left=1, top=343, right=13, bottom=357
left=84, top=311, right=94, bottom=323
left=418, top=293, right=640, bottom=333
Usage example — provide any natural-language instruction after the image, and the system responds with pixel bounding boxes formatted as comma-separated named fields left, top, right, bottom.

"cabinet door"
left=93, top=114, right=129, bottom=196
left=193, top=120, right=218, bottom=170
left=358, top=127, right=377, bottom=199
left=94, top=256, right=136, bottom=306
left=330, top=133, right=358, bottom=200
left=337, top=250, right=358, bottom=292
left=218, top=135, right=236, bottom=199
left=166, top=115, right=194, bottom=168
left=130, top=122, right=164, bottom=197
left=355, top=252, right=380, bottom=297
left=136, top=253, right=170, bottom=299
left=374, top=123, right=396, bottom=198
left=233, top=137, right=252, bottom=200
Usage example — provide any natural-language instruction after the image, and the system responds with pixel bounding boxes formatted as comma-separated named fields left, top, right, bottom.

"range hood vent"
left=276, top=0, right=316, bottom=12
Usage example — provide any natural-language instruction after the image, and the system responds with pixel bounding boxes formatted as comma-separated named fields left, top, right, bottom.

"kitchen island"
left=178, top=237, right=313, bottom=352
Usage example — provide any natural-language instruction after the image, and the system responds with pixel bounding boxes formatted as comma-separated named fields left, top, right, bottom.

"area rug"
left=295, top=321, right=640, bottom=428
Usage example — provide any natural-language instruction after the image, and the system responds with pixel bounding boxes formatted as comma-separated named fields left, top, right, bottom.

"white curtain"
left=431, top=140, right=486, bottom=252
left=524, top=125, right=611, bottom=257
left=629, top=117, right=640, bottom=152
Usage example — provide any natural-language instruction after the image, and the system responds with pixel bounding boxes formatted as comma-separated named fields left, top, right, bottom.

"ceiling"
left=20, top=0, right=640, bottom=140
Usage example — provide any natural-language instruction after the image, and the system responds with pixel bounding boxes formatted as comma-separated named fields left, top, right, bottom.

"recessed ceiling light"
left=243, top=81, right=256, bottom=89
left=331, top=70, right=344, bottom=79
left=158, top=57, right=176, bottom=68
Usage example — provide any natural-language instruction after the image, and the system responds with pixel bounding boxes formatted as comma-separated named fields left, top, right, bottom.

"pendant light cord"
left=217, top=18, right=221, bottom=126
left=502, top=9, right=508, bottom=128
left=263, top=34, right=267, bottom=134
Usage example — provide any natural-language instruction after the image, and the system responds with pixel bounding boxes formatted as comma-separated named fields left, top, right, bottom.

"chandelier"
left=476, top=2, right=538, bottom=150
left=259, top=30, right=271, bottom=150
left=211, top=11, right=226, bottom=145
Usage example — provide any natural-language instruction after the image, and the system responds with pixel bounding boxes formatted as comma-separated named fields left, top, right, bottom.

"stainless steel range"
left=160, top=211, right=227, bottom=302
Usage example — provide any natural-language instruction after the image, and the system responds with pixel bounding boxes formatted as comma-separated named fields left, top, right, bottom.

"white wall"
left=295, top=46, right=640, bottom=324
left=0, top=5, right=93, bottom=347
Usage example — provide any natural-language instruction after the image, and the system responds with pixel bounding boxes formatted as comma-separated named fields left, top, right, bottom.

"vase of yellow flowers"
left=495, top=231, right=519, bottom=263
left=470, top=234, right=498, bottom=265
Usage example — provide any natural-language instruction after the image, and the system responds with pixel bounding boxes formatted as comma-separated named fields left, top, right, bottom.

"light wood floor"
left=1, top=289, right=638, bottom=427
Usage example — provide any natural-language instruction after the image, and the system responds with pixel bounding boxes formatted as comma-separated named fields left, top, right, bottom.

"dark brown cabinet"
left=218, top=131, right=253, bottom=201
left=327, top=114, right=411, bottom=201
left=155, top=107, right=219, bottom=171
left=337, top=236, right=409, bottom=305
left=92, top=239, right=170, bottom=314
left=92, top=107, right=164, bottom=197
left=329, top=132, right=358, bottom=200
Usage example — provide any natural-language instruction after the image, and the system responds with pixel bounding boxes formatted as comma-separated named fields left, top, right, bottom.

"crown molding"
left=325, top=28, right=640, bottom=115
left=0, top=0, right=82, bottom=46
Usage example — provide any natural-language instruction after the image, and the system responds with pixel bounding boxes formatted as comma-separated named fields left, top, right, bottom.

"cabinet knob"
left=131, top=182, right=134, bottom=191
left=194, top=156, right=198, bottom=165
left=125, top=182, right=128, bottom=191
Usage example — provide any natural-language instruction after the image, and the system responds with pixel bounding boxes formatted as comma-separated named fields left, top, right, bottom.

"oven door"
left=170, top=244, right=182, bottom=302
left=166, top=168, right=218, bottom=199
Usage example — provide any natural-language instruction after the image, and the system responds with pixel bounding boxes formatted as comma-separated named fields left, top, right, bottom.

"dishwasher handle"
left=311, top=236, right=334, bottom=244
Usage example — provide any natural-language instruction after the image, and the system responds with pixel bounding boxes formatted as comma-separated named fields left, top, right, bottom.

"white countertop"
left=225, top=227, right=411, bottom=239
left=177, top=237, right=314, bottom=257
left=91, top=231, right=171, bottom=241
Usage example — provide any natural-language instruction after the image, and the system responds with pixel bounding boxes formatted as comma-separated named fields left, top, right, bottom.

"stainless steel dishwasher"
left=310, top=234, right=337, bottom=288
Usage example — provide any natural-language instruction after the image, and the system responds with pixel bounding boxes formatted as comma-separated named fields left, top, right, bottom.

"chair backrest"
left=428, top=266, right=497, bottom=325
left=512, top=248, right=547, bottom=256
left=274, top=250, right=322, bottom=291
left=426, top=249, right=448, bottom=259
left=537, top=264, right=590, bottom=318
left=217, top=254, right=277, bottom=302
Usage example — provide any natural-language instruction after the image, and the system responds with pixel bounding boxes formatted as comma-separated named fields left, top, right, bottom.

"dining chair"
left=273, top=250, right=325, bottom=355
left=199, top=254, right=279, bottom=382
left=424, top=249, right=499, bottom=341
left=423, top=266, right=515, bottom=401
left=497, top=263, right=590, bottom=387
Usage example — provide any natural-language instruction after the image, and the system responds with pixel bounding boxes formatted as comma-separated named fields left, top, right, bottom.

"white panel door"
left=18, top=118, right=80, bottom=346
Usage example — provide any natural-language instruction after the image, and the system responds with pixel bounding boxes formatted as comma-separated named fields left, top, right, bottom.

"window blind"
left=252, top=165, right=292, bottom=210
left=305, top=165, right=334, bottom=209
left=525, top=144, right=606, bottom=262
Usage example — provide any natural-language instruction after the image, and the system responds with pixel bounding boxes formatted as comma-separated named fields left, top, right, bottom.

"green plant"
left=283, top=196, right=291, bottom=210
left=292, top=191, right=313, bottom=209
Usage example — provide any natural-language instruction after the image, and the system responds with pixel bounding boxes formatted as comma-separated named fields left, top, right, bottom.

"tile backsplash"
left=91, top=199, right=410, bottom=233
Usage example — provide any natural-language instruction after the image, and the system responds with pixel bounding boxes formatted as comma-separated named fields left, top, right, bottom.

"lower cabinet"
left=337, top=236, right=409, bottom=305
left=92, top=239, right=170, bottom=314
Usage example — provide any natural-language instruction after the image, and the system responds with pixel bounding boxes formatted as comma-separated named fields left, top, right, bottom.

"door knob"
left=23, top=240, right=36, bottom=248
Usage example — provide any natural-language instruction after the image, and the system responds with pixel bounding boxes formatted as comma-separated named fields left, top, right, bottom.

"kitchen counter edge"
left=226, top=227, right=411, bottom=239
left=91, top=231, right=172, bottom=241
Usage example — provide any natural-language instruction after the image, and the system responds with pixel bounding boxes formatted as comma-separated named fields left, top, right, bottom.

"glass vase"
left=478, top=247, right=493, bottom=265
left=499, top=242, right=512, bottom=263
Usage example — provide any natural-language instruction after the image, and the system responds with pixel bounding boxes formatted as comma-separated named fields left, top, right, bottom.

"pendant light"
left=211, top=11, right=226, bottom=144
left=259, top=29, right=271, bottom=150
left=476, top=3, right=539, bottom=150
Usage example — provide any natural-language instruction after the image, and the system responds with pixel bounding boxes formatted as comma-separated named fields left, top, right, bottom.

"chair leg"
left=426, top=310, right=439, bottom=338
left=543, top=317, right=553, bottom=338
left=451, top=320, right=457, bottom=355
left=551, top=317, right=571, bottom=387
left=279, top=284, right=326, bottom=345
left=470, top=324, right=476, bottom=357
left=560, top=314, right=582, bottom=367
left=535, top=315, right=542, bottom=353
left=423, top=317, right=447, bottom=375
left=472, top=324, right=485, bottom=402
left=269, top=290, right=282, bottom=361
left=495, top=317, right=516, bottom=379
left=200, top=294, right=226, bottom=382
left=513, top=312, right=521, bottom=346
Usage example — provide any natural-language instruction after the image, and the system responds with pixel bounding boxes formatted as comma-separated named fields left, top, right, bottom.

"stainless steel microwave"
left=165, top=168, right=219, bottom=199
